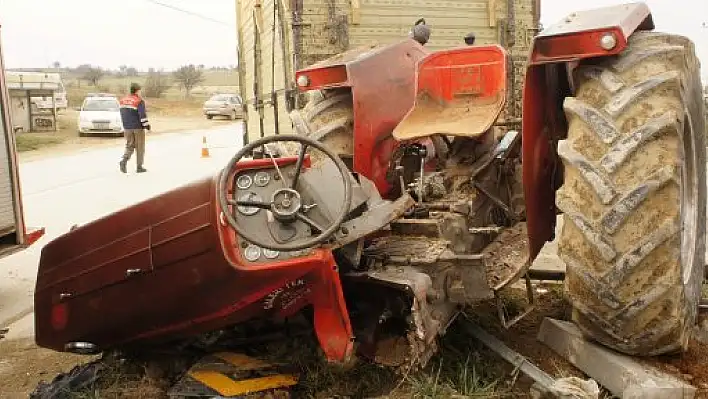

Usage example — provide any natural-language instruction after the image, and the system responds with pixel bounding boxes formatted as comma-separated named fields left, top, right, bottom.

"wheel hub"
left=271, top=188, right=302, bottom=221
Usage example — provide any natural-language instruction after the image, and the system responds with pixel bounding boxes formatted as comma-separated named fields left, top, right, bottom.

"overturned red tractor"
left=35, top=3, right=705, bottom=370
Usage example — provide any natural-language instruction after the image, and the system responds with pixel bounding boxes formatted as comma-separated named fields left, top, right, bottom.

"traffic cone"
left=201, top=135, right=210, bottom=158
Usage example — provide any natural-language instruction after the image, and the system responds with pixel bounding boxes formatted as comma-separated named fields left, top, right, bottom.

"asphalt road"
left=0, top=124, right=245, bottom=336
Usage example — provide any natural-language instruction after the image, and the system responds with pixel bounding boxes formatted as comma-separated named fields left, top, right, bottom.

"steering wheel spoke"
left=228, top=199, right=270, bottom=209
left=295, top=211, right=325, bottom=234
left=291, top=143, right=309, bottom=190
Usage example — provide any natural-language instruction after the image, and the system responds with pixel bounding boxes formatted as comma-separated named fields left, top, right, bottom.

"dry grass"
left=15, top=134, right=65, bottom=152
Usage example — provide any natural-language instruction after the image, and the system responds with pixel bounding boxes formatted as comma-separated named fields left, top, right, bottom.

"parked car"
left=77, top=93, right=124, bottom=137
left=203, top=93, right=243, bottom=120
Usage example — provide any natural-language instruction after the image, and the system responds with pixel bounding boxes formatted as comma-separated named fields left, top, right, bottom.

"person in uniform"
left=119, top=83, right=150, bottom=173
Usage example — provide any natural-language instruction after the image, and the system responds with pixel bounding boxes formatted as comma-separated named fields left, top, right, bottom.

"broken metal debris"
left=168, top=352, right=298, bottom=398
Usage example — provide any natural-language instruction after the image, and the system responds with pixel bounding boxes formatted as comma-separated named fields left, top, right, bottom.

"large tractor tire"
left=289, top=89, right=354, bottom=164
left=557, top=31, right=706, bottom=356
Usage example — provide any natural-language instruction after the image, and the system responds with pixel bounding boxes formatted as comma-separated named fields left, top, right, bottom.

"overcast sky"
left=0, top=0, right=706, bottom=79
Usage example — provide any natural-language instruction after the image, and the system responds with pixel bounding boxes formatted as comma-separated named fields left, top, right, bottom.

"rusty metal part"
left=495, top=273, right=536, bottom=329
left=483, top=222, right=531, bottom=291
left=473, top=180, right=518, bottom=222
left=390, top=219, right=441, bottom=237
left=345, top=267, right=459, bottom=371
left=364, top=236, right=493, bottom=305
left=528, top=269, right=565, bottom=281
left=480, top=222, right=536, bottom=328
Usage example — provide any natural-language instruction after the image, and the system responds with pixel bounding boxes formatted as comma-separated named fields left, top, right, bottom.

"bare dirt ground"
left=0, top=338, right=92, bottom=398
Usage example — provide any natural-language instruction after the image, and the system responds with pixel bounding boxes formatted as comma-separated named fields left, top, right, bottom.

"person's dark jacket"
left=119, top=94, right=150, bottom=130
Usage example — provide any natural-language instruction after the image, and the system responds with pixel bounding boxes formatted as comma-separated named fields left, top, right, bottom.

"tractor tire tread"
left=288, top=89, right=354, bottom=161
left=557, top=31, right=706, bottom=356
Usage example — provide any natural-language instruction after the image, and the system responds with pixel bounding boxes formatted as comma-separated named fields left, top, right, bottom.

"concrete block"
left=537, top=318, right=696, bottom=399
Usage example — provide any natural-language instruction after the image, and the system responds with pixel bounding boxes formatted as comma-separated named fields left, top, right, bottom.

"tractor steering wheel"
left=218, top=134, right=353, bottom=252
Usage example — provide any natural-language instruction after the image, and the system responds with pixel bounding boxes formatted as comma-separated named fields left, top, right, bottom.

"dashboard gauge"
left=263, top=248, right=280, bottom=259
left=237, top=192, right=263, bottom=216
left=254, top=171, right=271, bottom=187
left=236, top=174, right=253, bottom=190
left=244, top=245, right=262, bottom=262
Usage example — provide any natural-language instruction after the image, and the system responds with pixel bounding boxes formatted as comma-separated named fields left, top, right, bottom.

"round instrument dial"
left=254, top=171, right=271, bottom=187
left=237, top=192, right=264, bottom=216
left=236, top=174, right=253, bottom=190
left=244, top=245, right=262, bottom=262
left=263, top=248, right=280, bottom=259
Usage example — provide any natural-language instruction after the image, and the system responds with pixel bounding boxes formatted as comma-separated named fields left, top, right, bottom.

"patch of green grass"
left=402, top=326, right=513, bottom=399
left=16, top=134, right=65, bottom=152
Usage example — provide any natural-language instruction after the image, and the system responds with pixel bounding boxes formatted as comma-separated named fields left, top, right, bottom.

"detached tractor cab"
left=34, top=2, right=705, bottom=372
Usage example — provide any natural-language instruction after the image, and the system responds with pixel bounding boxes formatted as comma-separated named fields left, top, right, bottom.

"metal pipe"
left=528, top=269, right=566, bottom=281
left=461, top=318, right=556, bottom=391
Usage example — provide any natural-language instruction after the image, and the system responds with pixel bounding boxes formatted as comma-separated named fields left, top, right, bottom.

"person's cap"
left=130, top=82, right=141, bottom=93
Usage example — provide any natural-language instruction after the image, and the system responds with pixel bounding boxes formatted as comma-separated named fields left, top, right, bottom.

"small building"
left=4, top=71, right=60, bottom=133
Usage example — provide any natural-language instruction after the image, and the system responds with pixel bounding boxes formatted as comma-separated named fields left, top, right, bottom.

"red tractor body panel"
left=34, top=157, right=354, bottom=363
left=296, top=40, right=510, bottom=196
left=394, top=45, right=508, bottom=141
left=296, top=40, right=430, bottom=196
left=522, top=2, right=654, bottom=259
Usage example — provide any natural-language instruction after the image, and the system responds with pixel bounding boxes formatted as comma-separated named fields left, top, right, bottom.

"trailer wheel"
left=289, top=89, right=354, bottom=165
left=557, top=31, right=706, bottom=356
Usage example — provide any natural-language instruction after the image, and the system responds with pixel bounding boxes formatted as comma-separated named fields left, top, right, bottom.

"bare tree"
left=143, top=70, right=171, bottom=98
left=83, top=67, right=105, bottom=87
left=173, top=65, right=205, bottom=97
left=52, top=61, right=61, bottom=69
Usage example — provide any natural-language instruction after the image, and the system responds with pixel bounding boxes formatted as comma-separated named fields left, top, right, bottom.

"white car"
left=78, top=94, right=124, bottom=137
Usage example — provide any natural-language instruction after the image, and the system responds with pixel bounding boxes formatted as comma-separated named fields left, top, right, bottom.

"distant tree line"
left=43, top=61, right=237, bottom=99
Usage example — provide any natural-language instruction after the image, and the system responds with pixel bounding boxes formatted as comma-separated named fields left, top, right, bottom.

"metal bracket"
left=494, top=271, right=536, bottom=329
left=125, top=269, right=143, bottom=278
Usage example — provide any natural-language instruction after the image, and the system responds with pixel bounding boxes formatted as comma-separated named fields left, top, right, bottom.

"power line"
left=144, top=0, right=234, bottom=27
